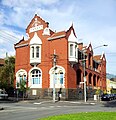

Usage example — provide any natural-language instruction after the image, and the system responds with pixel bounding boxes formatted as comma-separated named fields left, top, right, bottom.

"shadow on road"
left=102, top=100, right=116, bottom=108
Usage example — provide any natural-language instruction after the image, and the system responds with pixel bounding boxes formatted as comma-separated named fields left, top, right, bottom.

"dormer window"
left=68, top=30, right=78, bottom=63
left=68, top=42, right=78, bottom=63
left=30, top=32, right=42, bottom=65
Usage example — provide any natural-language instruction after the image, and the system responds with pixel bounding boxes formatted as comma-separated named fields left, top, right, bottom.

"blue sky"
left=0, top=0, right=116, bottom=75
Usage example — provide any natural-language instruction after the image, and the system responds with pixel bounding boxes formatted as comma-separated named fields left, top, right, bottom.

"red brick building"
left=14, top=14, right=106, bottom=100
left=0, top=58, right=5, bottom=67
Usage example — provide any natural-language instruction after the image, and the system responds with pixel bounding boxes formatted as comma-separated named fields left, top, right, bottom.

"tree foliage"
left=0, top=56, right=15, bottom=91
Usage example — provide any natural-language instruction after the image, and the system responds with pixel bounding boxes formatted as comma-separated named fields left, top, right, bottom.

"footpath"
left=0, top=97, right=102, bottom=110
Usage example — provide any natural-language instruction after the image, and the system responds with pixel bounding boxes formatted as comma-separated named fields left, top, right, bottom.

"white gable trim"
left=30, top=32, right=42, bottom=45
left=68, top=30, right=77, bottom=43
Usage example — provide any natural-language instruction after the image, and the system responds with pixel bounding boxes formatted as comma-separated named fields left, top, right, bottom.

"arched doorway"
left=93, top=74, right=96, bottom=86
left=88, top=73, right=92, bottom=86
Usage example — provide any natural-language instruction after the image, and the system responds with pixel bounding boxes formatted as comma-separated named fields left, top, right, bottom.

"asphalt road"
left=0, top=99, right=116, bottom=120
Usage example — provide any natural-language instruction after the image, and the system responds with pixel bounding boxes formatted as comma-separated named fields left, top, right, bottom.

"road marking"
left=33, top=102, right=41, bottom=105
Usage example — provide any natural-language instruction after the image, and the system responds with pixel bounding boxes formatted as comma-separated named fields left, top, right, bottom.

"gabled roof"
left=48, top=31, right=66, bottom=40
left=26, top=14, right=46, bottom=31
left=14, top=37, right=29, bottom=48
left=87, top=42, right=93, bottom=52
left=93, top=55, right=101, bottom=62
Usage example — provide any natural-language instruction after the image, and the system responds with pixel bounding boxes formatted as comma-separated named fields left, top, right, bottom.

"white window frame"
left=49, top=65, right=65, bottom=88
left=28, top=67, right=42, bottom=88
left=16, top=69, right=27, bottom=88
left=30, top=45, right=42, bottom=64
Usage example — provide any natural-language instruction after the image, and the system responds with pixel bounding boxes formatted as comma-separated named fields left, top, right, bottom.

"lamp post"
left=82, top=44, right=108, bottom=103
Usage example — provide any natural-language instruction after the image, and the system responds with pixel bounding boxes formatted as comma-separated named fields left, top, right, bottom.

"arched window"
left=49, top=66, right=65, bottom=88
left=28, top=67, right=42, bottom=88
left=36, top=46, right=39, bottom=58
left=31, top=69, right=41, bottom=85
left=16, top=69, right=27, bottom=88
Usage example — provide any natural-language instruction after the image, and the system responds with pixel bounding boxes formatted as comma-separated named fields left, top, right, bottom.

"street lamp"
left=93, top=44, right=108, bottom=50
left=81, top=44, right=108, bottom=103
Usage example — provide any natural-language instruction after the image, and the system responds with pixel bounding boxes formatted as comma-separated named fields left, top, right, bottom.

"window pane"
left=55, top=73, right=57, bottom=84
left=24, top=75, right=26, bottom=81
left=33, top=78, right=39, bottom=84
left=32, top=47, right=34, bottom=58
left=70, top=44, right=73, bottom=56
left=36, top=70, right=38, bottom=74
left=19, top=76, right=23, bottom=81
left=31, top=69, right=41, bottom=84
left=36, top=46, right=39, bottom=58
left=60, top=73, right=63, bottom=84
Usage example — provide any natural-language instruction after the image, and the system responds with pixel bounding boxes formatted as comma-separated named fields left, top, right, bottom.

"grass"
left=38, top=112, right=116, bottom=120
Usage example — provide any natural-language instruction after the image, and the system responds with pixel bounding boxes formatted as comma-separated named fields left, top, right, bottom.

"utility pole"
left=83, top=52, right=86, bottom=103
left=81, top=50, right=87, bottom=103
left=52, top=50, right=57, bottom=103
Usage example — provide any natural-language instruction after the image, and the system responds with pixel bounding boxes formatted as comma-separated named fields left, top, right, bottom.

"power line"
left=0, top=35, right=15, bottom=44
left=0, top=30, right=19, bottom=40
left=0, top=32, right=18, bottom=43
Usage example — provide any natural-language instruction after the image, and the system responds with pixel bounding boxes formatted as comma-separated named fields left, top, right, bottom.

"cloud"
left=0, top=48, right=7, bottom=58
left=0, top=0, right=116, bottom=74
left=0, top=0, right=62, bottom=30
left=0, top=48, right=15, bottom=58
left=1, top=0, right=60, bottom=7
left=0, top=11, right=5, bottom=26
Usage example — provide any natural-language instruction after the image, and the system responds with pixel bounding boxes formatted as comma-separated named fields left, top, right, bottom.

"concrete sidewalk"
left=1, top=97, right=102, bottom=105
left=26, top=98, right=102, bottom=105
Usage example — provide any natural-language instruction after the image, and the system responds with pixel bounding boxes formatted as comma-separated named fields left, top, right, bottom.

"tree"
left=0, top=56, right=15, bottom=92
left=19, top=79, right=26, bottom=100
left=18, top=79, right=30, bottom=100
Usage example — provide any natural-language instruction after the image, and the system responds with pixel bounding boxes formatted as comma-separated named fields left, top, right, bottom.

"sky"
left=0, top=0, right=116, bottom=75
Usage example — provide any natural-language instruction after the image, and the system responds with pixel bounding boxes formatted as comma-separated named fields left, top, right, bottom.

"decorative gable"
left=87, top=42, right=93, bottom=52
left=26, top=14, right=49, bottom=35
left=100, top=52, right=106, bottom=61
left=30, top=32, right=42, bottom=45
left=68, top=30, right=77, bottom=43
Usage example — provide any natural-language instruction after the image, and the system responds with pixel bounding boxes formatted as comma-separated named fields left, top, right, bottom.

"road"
left=0, top=100, right=116, bottom=120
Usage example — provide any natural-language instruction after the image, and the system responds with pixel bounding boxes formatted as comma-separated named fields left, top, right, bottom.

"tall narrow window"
left=36, top=46, right=39, bottom=58
left=70, top=44, right=73, bottom=56
left=55, top=73, right=57, bottom=84
left=32, top=47, right=34, bottom=58
left=19, top=75, right=23, bottom=81
left=60, top=72, right=63, bottom=84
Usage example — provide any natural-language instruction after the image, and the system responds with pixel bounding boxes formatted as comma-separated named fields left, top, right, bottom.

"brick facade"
left=14, top=14, right=106, bottom=100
